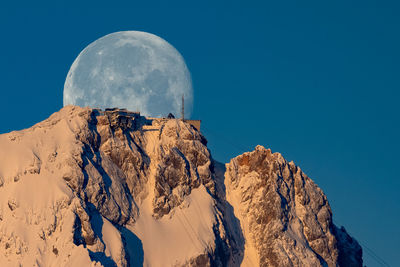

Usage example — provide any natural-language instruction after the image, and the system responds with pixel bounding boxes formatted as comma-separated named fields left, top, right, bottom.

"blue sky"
left=0, top=1, right=399, bottom=266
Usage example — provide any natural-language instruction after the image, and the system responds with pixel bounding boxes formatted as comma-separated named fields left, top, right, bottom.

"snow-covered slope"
left=0, top=106, right=362, bottom=266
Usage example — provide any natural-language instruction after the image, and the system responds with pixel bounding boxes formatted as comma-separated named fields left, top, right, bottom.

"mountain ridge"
left=0, top=106, right=362, bottom=266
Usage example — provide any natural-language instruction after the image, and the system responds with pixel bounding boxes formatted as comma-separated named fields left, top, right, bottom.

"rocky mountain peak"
left=0, top=106, right=362, bottom=266
left=225, top=145, right=362, bottom=266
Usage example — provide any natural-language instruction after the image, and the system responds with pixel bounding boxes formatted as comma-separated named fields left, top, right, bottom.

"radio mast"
left=181, top=94, right=185, bottom=121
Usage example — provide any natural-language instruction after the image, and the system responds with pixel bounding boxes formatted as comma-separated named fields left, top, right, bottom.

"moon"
left=63, top=31, right=193, bottom=118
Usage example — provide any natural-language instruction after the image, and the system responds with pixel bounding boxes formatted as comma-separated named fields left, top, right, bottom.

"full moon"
left=63, top=31, right=193, bottom=118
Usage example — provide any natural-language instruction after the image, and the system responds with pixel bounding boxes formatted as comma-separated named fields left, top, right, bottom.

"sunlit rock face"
left=225, top=146, right=363, bottom=267
left=0, top=106, right=362, bottom=266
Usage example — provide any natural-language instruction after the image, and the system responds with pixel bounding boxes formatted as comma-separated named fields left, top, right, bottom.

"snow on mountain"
left=0, top=106, right=362, bottom=266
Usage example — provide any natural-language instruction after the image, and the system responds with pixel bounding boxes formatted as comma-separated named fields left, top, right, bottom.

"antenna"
left=181, top=94, right=185, bottom=121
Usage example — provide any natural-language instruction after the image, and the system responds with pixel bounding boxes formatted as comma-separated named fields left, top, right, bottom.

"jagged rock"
left=334, top=225, right=363, bottom=266
left=7, top=199, right=18, bottom=211
left=225, top=145, right=362, bottom=267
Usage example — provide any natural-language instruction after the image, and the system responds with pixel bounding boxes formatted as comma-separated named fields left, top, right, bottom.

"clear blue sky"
left=0, top=1, right=398, bottom=266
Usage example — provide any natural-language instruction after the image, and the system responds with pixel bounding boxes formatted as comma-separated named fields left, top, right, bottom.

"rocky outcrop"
left=152, top=118, right=215, bottom=218
left=0, top=106, right=362, bottom=266
left=225, top=145, right=362, bottom=267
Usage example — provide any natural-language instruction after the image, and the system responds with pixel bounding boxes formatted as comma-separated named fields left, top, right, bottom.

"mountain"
left=0, top=106, right=362, bottom=266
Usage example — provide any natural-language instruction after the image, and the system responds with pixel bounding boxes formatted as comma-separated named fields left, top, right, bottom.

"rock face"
left=225, top=146, right=362, bottom=267
left=0, top=106, right=362, bottom=266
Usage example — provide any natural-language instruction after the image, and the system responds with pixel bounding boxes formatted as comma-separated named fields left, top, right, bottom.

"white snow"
left=225, top=170, right=260, bottom=267
left=0, top=107, right=110, bottom=266
left=101, top=216, right=125, bottom=265
left=129, top=185, right=216, bottom=267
